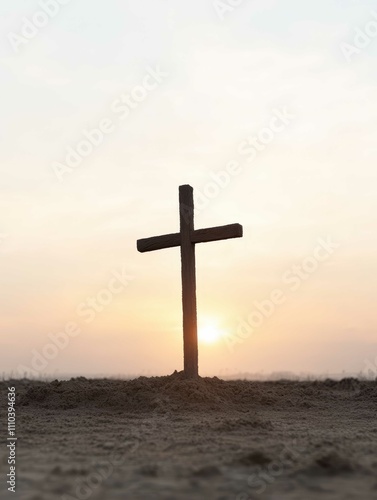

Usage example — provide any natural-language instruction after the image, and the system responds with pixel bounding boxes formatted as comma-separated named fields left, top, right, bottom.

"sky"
left=1, top=0, right=376, bottom=378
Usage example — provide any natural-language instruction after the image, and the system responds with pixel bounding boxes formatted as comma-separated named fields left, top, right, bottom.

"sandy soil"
left=1, top=374, right=376, bottom=500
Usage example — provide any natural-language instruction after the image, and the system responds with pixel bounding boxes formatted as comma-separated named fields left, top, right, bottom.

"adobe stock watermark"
left=213, top=0, right=248, bottom=21
left=193, top=106, right=295, bottom=214
left=340, top=10, right=377, bottom=62
left=61, top=437, right=140, bottom=500
left=236, top=440, right=305, bottom=498
left=17, top=265, right=133, bottom=377
left=7, top=0, right=74, bottom=54
left=225, top=236, right=340, bottom=352
left=51, top=65, right=168, bottom=182
left=363, top=355, right=377, bottom=379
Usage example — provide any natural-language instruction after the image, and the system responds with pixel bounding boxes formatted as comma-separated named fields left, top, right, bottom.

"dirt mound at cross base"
left=15, top=374, right=377, bottom=412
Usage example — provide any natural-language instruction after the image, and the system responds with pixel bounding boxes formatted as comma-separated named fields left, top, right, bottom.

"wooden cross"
left=137, top=185, right=243, bottom=378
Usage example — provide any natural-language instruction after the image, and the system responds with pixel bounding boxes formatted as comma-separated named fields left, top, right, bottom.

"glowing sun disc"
left=198, top=322, right=223, bottom=344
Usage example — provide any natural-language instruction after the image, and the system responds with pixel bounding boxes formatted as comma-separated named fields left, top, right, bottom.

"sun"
left=198, top=320, right=223, bottom=344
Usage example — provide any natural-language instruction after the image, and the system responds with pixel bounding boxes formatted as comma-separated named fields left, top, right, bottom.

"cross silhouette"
left=137, top=185, right=243, bottom=378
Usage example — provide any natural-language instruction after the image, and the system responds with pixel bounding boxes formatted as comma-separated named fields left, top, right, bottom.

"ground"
left=1, top=374, right=376, bottom=500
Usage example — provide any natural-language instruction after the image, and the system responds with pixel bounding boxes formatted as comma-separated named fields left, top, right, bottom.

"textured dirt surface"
left=1, top=374, right=377, bottom=499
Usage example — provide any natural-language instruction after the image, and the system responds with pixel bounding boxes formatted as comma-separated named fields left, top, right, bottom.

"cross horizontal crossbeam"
left=137, top=223, right=243, bottom=253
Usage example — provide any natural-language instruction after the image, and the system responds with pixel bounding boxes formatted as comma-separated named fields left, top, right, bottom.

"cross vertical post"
left=179, top=185, right=198, bottom=378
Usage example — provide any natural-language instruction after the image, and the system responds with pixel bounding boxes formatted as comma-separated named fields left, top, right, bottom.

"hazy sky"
left=1, top=0, right=376, bottom=378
